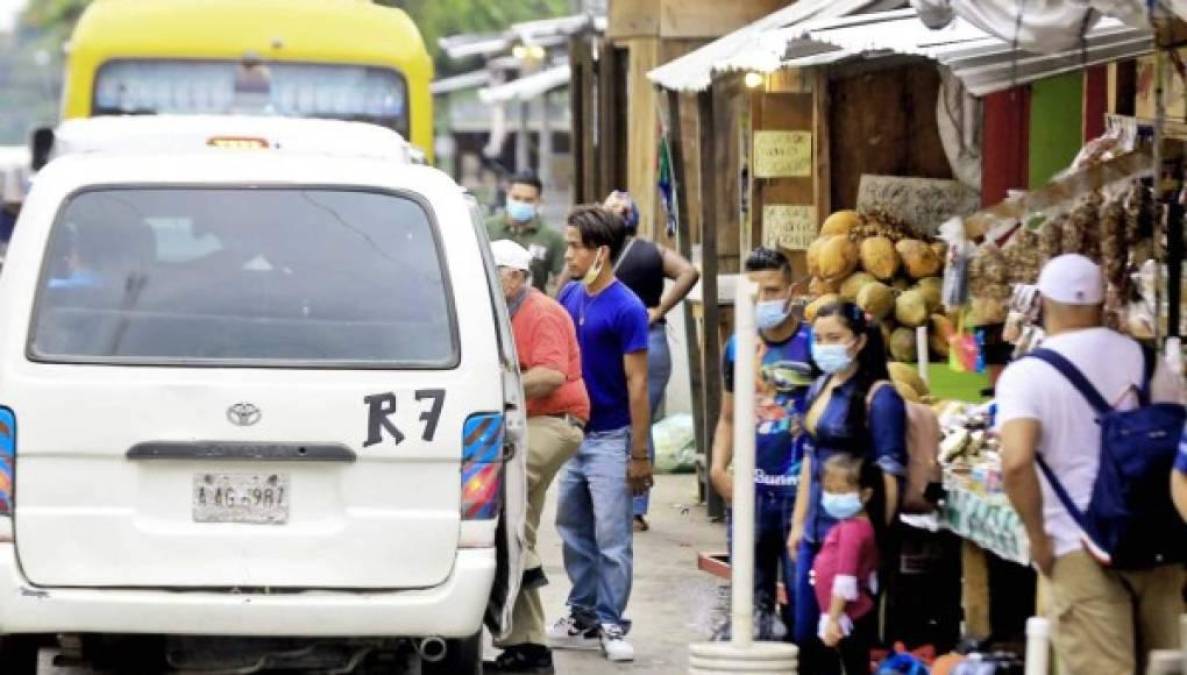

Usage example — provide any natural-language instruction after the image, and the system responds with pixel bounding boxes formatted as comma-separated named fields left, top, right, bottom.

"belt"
left=546, top=413, right=586, bottom=430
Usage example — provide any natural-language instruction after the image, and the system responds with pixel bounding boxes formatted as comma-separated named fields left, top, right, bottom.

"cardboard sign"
left=753, top=130, right=812, bottom=178
left=762, top=205, right=816, bottom=251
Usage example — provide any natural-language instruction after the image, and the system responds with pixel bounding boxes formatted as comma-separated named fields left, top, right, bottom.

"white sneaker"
left=600, top=623, right=635, bottom=662
left=546, top=613, right=600, bottom=651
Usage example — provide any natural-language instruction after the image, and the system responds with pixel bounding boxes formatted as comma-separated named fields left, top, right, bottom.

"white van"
left=0, top=134, right=526, bottom=674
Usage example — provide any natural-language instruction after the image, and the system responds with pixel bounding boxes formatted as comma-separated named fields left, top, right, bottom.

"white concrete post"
left=688, top=279, right=797, bottom=673
left=731, top=276, right=758, bottom=648
left=1024, top=617, right=1049, bottom=675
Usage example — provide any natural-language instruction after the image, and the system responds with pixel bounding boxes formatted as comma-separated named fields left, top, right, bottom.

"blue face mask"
left=811, top=342, right=854, bottom=374
left=506, top=198, right=537, bottom=223
left=821, top=491, right=864, bottom=520
left=755, top=299, right=790, bottom=331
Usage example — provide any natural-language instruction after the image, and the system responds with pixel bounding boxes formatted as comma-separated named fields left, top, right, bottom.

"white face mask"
left=581, top=249, right=605, bottom=287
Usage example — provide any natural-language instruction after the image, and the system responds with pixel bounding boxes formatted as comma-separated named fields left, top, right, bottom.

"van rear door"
left=12, top=186, right=498, bottom=589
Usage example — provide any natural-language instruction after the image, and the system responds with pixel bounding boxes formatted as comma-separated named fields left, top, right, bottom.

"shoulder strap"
left=1027, top=348, right=1111, bottom=415
left=1035, top=453, right=1089, bottom=531
left=866, top=379, right=892, bottom=408
left=613, top=237, right=639, bottom=273
left=1139, top=344, right=1155, bottom=405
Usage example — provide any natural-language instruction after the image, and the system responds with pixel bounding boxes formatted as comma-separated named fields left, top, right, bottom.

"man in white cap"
left=486, top=239, right=589, bottom=674
left=996, top=254, right=1184, bottom=674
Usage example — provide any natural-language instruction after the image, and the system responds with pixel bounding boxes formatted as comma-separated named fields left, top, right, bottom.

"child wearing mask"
left=813, top=453, right=880, bottom=674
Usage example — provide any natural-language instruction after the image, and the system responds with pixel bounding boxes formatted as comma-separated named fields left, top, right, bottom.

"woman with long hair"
left=787, top=301, right=907, bottom=673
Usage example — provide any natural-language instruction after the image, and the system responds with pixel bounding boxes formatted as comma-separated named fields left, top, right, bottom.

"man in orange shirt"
left=487, top=240, right=590, bottom=674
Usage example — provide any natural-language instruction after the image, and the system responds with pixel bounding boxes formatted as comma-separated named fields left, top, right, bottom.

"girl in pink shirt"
left=813, top=453, right=880, bottom=673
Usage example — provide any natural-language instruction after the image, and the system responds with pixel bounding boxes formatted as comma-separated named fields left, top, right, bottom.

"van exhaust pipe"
left=416, top=637, right=447, bottom=663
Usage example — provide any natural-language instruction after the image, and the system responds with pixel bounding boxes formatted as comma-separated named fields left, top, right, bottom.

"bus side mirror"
left=30, top=127, right=55, bottom=171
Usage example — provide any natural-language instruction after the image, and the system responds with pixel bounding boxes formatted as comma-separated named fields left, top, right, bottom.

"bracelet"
left=630, top=454, right=649, bottom=461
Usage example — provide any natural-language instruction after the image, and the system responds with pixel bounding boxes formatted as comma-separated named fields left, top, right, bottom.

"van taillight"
left=0, top=408, right=13, bottom=516
left=461, top=412, right=503, bottom=520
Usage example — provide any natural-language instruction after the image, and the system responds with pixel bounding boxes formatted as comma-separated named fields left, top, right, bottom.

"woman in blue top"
left=787, top=301, right=907, bottom=673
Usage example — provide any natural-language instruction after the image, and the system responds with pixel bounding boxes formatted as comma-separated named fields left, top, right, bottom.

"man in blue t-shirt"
left=548, top=205, right=651, bottom=663
left=710, top=247, right=815, bottom=640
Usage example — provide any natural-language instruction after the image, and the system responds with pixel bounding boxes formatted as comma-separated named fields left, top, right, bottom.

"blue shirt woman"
left=788, top=301, right=907, bottom=674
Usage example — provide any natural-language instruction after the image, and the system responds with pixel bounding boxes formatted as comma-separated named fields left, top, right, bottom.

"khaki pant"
left=1046, top=550, right=1184, bottom=675
left=497, top=415, right=584, bottom=648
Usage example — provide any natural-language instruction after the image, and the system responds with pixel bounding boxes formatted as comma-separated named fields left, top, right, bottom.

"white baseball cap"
left=1037, top=254, right=1104, bottom=305
left=490, top=239, right=532, bottom=273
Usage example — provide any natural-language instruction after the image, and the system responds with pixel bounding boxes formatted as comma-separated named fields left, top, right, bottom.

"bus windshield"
left=94, top=60, right=409, bottom=138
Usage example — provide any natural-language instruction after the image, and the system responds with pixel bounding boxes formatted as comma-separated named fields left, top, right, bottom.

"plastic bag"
left=948, top=313, right=980, bottom=373
left=652, top=413, right=696, bottom=474
left=939, top=216, right=973, bottom=310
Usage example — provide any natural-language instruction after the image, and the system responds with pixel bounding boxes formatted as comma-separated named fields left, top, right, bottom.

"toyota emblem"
left=227, top=403, right=262, bottom=427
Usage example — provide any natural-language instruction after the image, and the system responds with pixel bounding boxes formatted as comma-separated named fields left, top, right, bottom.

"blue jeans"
left=634, top=323, right=672, bottom=517
left=727, top=490, right=798, bottom=639
left=794, top=538, right=840, bottom=674
left=556, top=426, right=634, bottom=628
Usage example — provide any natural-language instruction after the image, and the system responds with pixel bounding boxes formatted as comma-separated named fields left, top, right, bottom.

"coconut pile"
left=805, top=210, right=953, bottom=371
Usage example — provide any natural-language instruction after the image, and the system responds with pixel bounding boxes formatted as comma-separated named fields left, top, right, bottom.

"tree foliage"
left=22, top=0, right=573, bottom=72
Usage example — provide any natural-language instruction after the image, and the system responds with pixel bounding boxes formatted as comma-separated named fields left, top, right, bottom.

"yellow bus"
left=60, top=0, right=434, bottom=160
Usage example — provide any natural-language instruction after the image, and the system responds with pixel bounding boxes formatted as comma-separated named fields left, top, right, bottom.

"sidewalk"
left=486, top=473, right=725, bottom=674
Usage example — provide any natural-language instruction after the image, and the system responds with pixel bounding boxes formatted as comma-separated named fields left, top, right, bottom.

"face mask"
left=821, top=491, right=863, bottom=520
left=582, top=249, right=605, bottom=287
left=506, top=198, right=537, bottom=223
left=755, top=299, right=791, bottom=330
left=812, top=342, right=855, bottom=374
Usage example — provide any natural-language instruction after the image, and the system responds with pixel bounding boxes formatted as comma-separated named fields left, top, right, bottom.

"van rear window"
left=30, top=188, right=457, bottom=367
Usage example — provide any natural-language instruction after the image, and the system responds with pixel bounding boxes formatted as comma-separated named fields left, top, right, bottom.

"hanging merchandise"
left=966, top=243, right=1009, bottom=328
left=948, top=313, right=980, bottom=374
left=1005, top=285, right=1045, bottom=359
left=939, top=216, right=973, bottom=310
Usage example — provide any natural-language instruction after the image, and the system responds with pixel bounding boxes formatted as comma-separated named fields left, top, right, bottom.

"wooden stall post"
left=698, top=89, right=725, bottom=519
left=570, top=36, right=595, bottom=204
left=666, top=88, right=709, bottom=505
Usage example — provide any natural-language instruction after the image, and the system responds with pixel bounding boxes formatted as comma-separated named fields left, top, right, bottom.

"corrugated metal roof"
left=479, top=64, right=572, bottom=103
left=440, top=13, right=604, bottom=62
left=647, top=0, right=906, bottom=92
left=430, top=70, right=492, bottom=96
left=650, top=2, right=1152, bottom=96
left=777, top=8, right=1152, bottom=97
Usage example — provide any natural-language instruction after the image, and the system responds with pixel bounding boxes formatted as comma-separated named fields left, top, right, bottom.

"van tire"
left=421, top=632, right=480, bottom=675
left=0, top=636, right=39, bottom=674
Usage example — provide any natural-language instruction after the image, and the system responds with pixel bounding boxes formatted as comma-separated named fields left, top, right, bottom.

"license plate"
left=192, top=473, right=289, bottom=524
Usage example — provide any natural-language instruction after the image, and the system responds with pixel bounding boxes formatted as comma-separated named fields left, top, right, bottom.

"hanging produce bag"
left=949, top=312, right=980, bottom=373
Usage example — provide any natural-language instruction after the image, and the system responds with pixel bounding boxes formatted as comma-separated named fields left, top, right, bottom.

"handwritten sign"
left=762, top=205, right=817, bottom=251
left=753, top=130, right=812, bottom=178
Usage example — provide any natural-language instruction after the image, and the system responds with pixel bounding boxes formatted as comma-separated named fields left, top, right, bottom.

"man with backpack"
left=997, top=254, right=1186, bottom=674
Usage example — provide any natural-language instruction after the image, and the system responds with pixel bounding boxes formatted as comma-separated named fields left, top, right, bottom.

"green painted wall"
left=1029, top=72, right=1083, bottom=188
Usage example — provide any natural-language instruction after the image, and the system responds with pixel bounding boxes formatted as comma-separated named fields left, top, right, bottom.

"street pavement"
left=486, top=473, right=726, bottom=674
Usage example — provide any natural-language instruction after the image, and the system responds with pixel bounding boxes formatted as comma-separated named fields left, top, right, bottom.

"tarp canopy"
left=910, top=0, right=1183, bottom=53
left=775, top=8, right=1152, bottom=96
left=648, top=2, right=1152, bottom=98
left=647, top=0, right=906, bottom=92
left=479, top=64, right=572, bottom=103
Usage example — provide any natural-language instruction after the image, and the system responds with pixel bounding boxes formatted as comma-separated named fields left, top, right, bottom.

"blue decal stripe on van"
left=462, top=413, right=502, bottom=463
left=462, top=412, right=503, bottom=520
left=0, top=408, right=15, bottom=515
